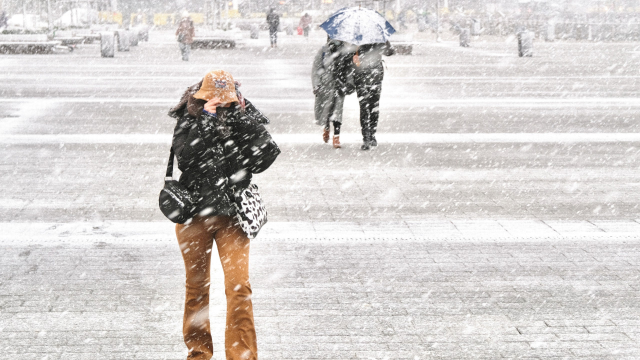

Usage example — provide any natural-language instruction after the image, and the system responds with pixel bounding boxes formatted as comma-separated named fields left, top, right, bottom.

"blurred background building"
left=2, top=0, right=640, bottom=30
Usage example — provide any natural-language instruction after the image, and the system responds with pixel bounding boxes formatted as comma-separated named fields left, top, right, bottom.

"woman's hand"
left=204, top=97, right=234, bottom=114
left=204, top=98, right=223, bottom=114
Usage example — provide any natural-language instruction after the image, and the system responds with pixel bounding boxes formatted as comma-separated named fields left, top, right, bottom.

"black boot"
left=361, top=129, right=371, bottom=150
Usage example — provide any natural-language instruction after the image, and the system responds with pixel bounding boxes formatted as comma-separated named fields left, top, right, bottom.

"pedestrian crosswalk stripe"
left=3, top=133, right=640, bottom=145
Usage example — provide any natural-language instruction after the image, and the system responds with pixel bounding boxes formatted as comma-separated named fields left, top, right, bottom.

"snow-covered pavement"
left=1, top=30, right=640, bottom=359
left=2, top=237, right=640, bottom=359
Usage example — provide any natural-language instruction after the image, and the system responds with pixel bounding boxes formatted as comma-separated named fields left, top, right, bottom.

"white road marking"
left=0, top=99, right=58, bottom=134
left=4, top=75, right=640, bottom=80
left=3, top=133, right=640, bottom=145
left=3, top=75, right=637, bottom=81
left=1, top=221, right=639, bottom=244
left=2, top=97, right=640, bottom=108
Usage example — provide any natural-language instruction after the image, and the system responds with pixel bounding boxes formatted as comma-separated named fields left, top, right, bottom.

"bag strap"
left=165, top=148, right=174, bottom=181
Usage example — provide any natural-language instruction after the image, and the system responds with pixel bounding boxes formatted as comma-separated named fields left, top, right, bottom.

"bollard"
left=518, top=31, right=533, bottom=57
left=471, top=19, right=481, bottom=36
left=129, top=29, right=139, bottom=46
left=137, top=26, right=149, bottom=42
left=459, top=28, right=470, bottom=47
left=418, top=18, right=427, bottom=32
left=545, top=23, right=555, bottom=42
left=250, top=24, right=259, bottom=39
left=117, top=30, right=130, bottom=51
left=100, top=32, right=115, bottom=58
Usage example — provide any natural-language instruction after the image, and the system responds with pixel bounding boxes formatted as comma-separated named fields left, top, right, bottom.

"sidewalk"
left=2, top=30, right=640, bottom=359
left=1, top=231, right=639, bottom=359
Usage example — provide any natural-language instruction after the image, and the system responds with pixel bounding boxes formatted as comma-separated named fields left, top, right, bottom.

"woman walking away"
left=353, top=41, right=395, bottom=150
left=176, top=11, right=195, bottom=61
left=299, top=13, right=312, bottom=39
left=167, top=70, right=280, bottom=360
left=312, top=38, right=356, bottom=148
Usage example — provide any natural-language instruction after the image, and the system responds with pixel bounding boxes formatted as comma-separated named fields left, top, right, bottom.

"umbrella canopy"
left=319, top=7, right=396, bottom=46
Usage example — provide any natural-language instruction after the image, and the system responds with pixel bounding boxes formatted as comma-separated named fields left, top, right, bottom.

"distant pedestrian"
left=312, top=38, right=356, bottom=148
left=167, top=70, right=280, bottom=360
left=398, top=11, right=408, bottom=31
left=299, top=13, right=312, bottom=38
left=352, top=41, right=395, bottom=150
left=176, top=11, right=195, bottom=61
left=0, top=10, right=8, bottom=29
left=266, top=8, right=280, bottom=48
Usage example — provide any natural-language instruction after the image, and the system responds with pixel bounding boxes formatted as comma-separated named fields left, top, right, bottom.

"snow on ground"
left=1, top=29, right=640, bottom=359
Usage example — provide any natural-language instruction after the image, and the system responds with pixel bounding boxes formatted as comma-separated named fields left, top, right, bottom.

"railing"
left=453, top=18, right=640, bottom=41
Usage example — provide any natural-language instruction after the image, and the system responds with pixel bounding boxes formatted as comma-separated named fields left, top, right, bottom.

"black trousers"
left=355, top=81, right=382, bottom=140
left=269, top=29, right=278, bottom=45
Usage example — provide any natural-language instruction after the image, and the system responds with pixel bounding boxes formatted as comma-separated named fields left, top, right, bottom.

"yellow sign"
left=130, top=13, right=148, bottom=25
left=99, top=12, right=122, bottom=25
left=222, top=9, right=241, bottom=18
left=153, top=13, right=174, bottom=26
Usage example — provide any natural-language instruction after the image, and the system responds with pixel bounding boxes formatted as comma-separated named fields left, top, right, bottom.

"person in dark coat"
left=352, top=41, right=395, bottom=150
left=266, top=8, right=280, bottom=48
left=312, top=38, right=356, bottom=148
left=176, top=11, right=195, bottom=61
left=167, top=70, right=279, bottom=360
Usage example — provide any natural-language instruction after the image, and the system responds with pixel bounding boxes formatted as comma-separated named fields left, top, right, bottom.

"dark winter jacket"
left=312, top=41, right=354, bottom=126
left=331, top=41, right=357, bottom=97
left=266, top=11, right=280, bottom=32
left=168, top=83, right=280, bottom=217
left=354, top=41, right=396, bottom=86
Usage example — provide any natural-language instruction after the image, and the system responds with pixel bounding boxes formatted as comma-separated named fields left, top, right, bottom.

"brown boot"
left=323, top=128, right=330, bottom=143
left=333, top=135, right=341, bottom=149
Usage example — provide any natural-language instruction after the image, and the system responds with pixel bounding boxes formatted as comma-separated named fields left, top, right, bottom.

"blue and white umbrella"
left=319, top=7, right=396, bottom=46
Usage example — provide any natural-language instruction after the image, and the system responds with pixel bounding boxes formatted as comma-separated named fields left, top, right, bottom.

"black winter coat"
left=354, top=41, right=396, bottom=86
left=331, top=41, right=357, bottom=97
left=168, top=89, right=280, bottom=217
left=267, top=12, right=280, bottom=31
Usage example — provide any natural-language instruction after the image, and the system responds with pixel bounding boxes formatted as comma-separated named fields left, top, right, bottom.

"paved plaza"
left=1, top=30, right=640, bottom=359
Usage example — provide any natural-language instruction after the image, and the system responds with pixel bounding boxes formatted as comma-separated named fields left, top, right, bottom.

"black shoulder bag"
left=158, top=148, right=196, bottom=224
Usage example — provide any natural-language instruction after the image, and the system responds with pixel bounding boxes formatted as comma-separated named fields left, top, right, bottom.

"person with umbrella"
left=320, top=7, right=396, bottom=150
left=312, top=37, right=357, bottom=148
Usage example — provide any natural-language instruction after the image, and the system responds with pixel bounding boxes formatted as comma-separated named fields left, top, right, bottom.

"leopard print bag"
left=233, top=184, right=268, bottom=239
